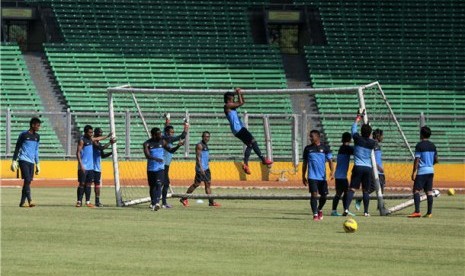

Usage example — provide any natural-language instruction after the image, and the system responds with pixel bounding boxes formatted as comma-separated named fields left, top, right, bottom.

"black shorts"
left=78, top=170, right=94, bottom=184
left=308, top=179, right=328, bottom=196
left=147, top=170, right=164, bottom=187
left=93, top=171, right=102, bottom=185
left=413, top=173, right=434, bottom=192
left=350, top=166, right=372, bottom=190
left=163, top=165, right=170, bottom=185
left=19, top=160, right=35, bottom=182
left=335, top=178, right=349, bottom=194
left=235, top=128, right=255, bottom=146
left=195, top=169, right=211, bottom=183
left=369, top=174, right=385, bottom=193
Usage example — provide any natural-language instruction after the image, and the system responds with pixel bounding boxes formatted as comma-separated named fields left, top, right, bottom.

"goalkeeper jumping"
left=223, top=88, right=273, bottom=175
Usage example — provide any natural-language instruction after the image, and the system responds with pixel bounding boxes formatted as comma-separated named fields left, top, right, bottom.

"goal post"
left=107, top=82, right=414, bottom=213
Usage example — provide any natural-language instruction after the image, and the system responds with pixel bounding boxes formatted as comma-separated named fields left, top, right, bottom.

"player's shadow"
left=233, top=162, right=270, bottom=181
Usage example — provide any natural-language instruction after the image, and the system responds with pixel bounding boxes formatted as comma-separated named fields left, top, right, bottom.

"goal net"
left=107, top=83, right=416, bottom=214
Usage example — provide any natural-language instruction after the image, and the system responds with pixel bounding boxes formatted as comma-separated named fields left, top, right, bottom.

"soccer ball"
left=447, top=188, right=456, bottom=196
left=432, top=189, right=441, bottom=197
left=343, top=218, right=358, bottom=233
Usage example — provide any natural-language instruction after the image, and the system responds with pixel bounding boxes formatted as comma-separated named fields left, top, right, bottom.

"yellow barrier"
left=1, top=160, right=464, bottom=183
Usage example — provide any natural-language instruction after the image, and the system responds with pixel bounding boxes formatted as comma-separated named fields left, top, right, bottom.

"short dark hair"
left=420, top=126, right=431, bottom=139
left=372, top=129, right=383, bottom=140
left=361, top=124, right=372, bottom=138
left=310, top=129, right=320, bottom=136
left=151, top=127, right=161, bottom=136
left=224, top=92, right=235, bottom=103
left=164, top=125, right=174, bottom=133
left=94, top=127, right=102, bottom=136
left=29, top=117, right=41, bottom=127
left=341, top=132, right=352, bottom=143
left=84, top=125, right=93, bottom=134
left=202, top=131, right=210, bottom=137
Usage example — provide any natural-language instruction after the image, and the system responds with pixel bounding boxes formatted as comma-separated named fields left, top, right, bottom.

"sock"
left=363, top=192, right=370, bottom=214
left=332, top=195, right=340, bottom=211
left=342, top=193, right=348, bottom=210
left=427, top=195, right=433, bottom=214
left=154, top=182, right=162, bottom=204
left=251, top=141, right=264, bottom=161
left=244, top=146, right=252, bottom=165
left=84, top=186, right=91, bottom=202
left=77, top=186, right=85, bottom=202
left=318, top=195, right=327, bottom=211
left=310, top=196, right=318, bottom=215
left=95, top=185, right=101, bottom=204
left=162, top=184, right=169, bottom=205
left=345, top=190, right=355, bottom=211
left=414, top=193, right=421, bottom=213
left=149, top=185, right=155, bottom=205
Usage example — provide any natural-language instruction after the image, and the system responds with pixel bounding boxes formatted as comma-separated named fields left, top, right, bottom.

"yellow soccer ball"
left=343, top=218, right=358, bottom=233
left=448, top=188, right=456, bottom=196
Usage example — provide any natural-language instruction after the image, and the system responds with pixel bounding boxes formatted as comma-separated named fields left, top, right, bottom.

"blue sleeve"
left=35, top=136, right=40, bottom=164
left=12, top=133, right=25, bottom=161
left=351, top=123, right=358, bottom=135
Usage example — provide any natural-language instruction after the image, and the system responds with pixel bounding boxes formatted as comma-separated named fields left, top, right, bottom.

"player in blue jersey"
left=408, top=126, right=438, bottom=218
left=11, top=117, right=41, bottom=208
left=144, top=127, right=183, bottom=211
left=331, top=132, right=355, bottom=216
left=302, top=130, right=334, bottom=221
left=343, top=110, right=376, bottom=217
left=224, top=88, right=273, bottom=175
left=92, top=127, right=116, bottom=207
left=161, top=113, right=189, bottom=208
left=76, top=125, right=112, bottom=208
left=355, top=128, right=385, bottom=211
left=180, top=131, right=220, bottom=207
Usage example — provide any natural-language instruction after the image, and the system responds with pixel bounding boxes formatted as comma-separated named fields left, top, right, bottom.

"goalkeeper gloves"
left=356, top=109, right=365, bottom=122
left=183, top=117, right=189, bottom=126
left=164, top=113, right=171, bottom=120
left=10, top=160, right=19, bottom=172
left=35, top=163, right=40, bottom=175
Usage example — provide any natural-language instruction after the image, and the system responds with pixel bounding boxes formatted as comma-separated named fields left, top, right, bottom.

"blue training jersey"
left=334, top=144, right=354, bottom=179
left=196, top=141, right=209, bottom=172
left=374, top=142, right=384, bottom=175
left=225, top=108, right=244, bottom=135
left=352, top=123, right=376, bottom=168
left=78, top=136, right=94, bottom=171
left=144, top=138, right=165, bottom=172
left=303, top=143, right=333, bottom=181
left=93, top=142, right=104, bottom=172
left=13, top=130, right=40, bottom=164
left=415, top=140, right=437, bottom=175
left=163, top=131, right=186, bottom=166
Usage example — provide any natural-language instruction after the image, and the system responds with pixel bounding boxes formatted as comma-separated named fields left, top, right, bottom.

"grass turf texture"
left=1, top=187, right=464, bottom=276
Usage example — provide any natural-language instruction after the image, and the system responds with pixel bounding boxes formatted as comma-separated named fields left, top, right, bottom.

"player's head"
left=94, top=127, right=103, bottom=137
left=202, top=131, right=211, bottom=143
left=372, top=128, right=383, bottom=142
left=341, top=132, right=352, bottom=143
left=164, top=125, right=174, bottom=136
left=29, top=117, right=41, bottom=132
left=420, top=126, right=431, bottom=139
left=151, top=127, right=162, bottom=139
left=361, top=124, right=372, bottom=138
left=309, top=130, right=320, bottom=144
left=83, top=125, right=93, bottom=137
left=224, top=92, right=235, bottom=103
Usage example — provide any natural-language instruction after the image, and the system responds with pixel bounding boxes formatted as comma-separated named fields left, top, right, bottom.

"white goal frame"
left=107, top=82, right=413, bottom=215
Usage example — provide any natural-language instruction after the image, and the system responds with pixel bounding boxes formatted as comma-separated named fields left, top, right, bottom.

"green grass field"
left=1, top=187, right=464, bottom=276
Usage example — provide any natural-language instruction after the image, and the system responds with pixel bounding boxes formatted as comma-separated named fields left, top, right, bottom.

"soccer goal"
left=107, top=82, right=415, bottom=214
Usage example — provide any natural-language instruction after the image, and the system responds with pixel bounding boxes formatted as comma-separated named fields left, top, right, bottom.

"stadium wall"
left=1, top=160, right=463, bottom=184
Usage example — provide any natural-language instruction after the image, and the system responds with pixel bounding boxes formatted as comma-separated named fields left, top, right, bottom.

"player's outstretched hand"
left=110, top=137, right=117, bottom=144
left=10, top=160, right=18, bottom=172
left=164, top=113, right=171, bottom=120
left=235, top=87, right=242, bottom=94
left=177, top=139, right=185, bottom=146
